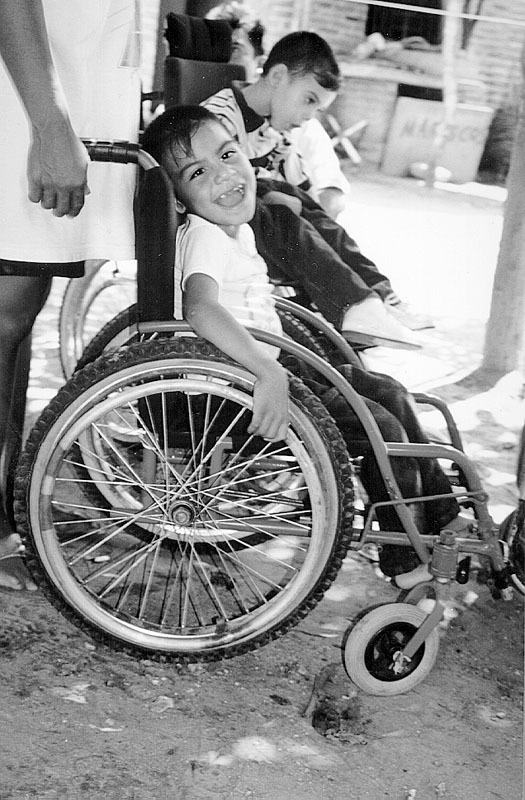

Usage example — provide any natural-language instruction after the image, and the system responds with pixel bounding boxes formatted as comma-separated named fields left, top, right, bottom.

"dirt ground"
left=0, top=174, right=523, bottom=800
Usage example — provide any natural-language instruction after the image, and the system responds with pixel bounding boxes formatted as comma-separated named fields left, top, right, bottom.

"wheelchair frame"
left=13, top=141, right=519, bottom=697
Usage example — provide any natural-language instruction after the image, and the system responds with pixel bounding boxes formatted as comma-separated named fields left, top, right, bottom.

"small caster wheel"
left=342, top=603, right=440, bottom=696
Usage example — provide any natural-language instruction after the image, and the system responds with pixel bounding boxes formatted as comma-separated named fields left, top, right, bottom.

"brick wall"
left=255, top=1, right=524, bottom=107
left=140, top=1, right=525, bottom=107
left=306, top=1, right=367, bottom=58
left=467, top=0, right=525, bottom=109
left=255, top=0, right=525, bottom=169
left=329, top=75, right=398, bottom=165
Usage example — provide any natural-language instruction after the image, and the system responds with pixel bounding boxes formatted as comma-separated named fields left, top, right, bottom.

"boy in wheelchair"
left=141, top=104, right=466, bottom=589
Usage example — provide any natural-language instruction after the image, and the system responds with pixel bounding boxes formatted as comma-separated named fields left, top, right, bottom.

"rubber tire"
left=74, top=303, right=142, bottom=372
left=15, top=337, right=355, bottom=661
left=343, top=602, right=440, bottom=695
left=278, top=309, right=335, bottom=363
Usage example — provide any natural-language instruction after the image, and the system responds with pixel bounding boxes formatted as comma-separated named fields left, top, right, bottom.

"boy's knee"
left=351, top=366, right=407, bottom=400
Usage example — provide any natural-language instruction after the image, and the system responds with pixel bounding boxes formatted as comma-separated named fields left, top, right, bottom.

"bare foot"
left=0, top=533, right=37, bottom=591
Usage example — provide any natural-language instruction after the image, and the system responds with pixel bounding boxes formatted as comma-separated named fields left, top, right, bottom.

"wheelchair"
left=12, top=139, right=522, bottom=697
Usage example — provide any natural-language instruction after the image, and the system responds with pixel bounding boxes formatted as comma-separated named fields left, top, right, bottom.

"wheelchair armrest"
left=413, top=392, right=464, bottom=452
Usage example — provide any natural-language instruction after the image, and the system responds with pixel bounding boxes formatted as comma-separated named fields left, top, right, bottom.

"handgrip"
left=81, top=139, right=140, bottom=164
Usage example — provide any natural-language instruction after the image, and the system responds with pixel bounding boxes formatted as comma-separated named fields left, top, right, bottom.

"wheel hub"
left=168, top=500, right=196, bottom=526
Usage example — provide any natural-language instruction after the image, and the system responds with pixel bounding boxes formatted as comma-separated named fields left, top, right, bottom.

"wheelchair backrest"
left=135, top=164, right=178, bottom=323
left=163, top=12, right=245, bottom=108
left=164, top=58, right=245, bottom=108
left=137, top=13, right=245, bottom=323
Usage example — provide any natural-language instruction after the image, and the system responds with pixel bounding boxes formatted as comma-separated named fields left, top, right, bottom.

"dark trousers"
left=282, top=356, right=459, bottom=574
left=250, top=179, right=393, bottom=329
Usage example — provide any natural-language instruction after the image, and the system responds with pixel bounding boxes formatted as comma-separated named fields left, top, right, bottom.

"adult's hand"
left=0, top=1, right=91, bottom=218
left=28, top=115, right=90, bottom=218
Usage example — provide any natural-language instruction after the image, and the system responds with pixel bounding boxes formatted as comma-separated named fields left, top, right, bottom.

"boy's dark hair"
left=230, top=16, right=266, bottom=57
left=141, top=105, right=224, bottom=168
left=262, top=31, right=340, bottom=92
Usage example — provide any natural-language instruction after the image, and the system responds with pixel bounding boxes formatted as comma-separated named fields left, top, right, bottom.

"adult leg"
left=2, top=332, right=31, bottom=528
left=0, top=274, right=52, bottom=589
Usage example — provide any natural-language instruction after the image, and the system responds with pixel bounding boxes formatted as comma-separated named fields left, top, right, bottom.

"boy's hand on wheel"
left=249, top=361, right=289, bottom=442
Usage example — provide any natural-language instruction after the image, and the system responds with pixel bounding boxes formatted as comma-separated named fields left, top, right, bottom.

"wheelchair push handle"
left=81, top=139, right=157, bottom=170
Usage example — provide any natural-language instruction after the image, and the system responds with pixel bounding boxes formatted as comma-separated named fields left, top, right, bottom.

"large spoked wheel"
left=59, top=260, right=137, bottom=378
left=15, top=338, right=355, bottom=661
left=342, top=603, right=440, bottom=695
left=499, top=509, right=525, bottom=595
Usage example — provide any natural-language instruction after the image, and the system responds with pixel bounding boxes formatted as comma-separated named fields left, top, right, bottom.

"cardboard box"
left=382, top=97, right=494, bottom=183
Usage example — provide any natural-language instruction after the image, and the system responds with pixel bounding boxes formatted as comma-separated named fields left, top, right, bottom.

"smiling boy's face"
left=166, top=119, right=256, bottom=236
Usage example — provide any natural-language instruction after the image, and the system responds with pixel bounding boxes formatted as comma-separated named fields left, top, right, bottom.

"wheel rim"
left=500, top=509, right=525, bottom=592
left=364, top=620, right=426, bottom=681
left=25, top=355, right=344, bottom=655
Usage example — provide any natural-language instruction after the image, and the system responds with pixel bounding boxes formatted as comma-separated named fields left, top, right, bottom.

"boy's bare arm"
left=183, top=273, right=289, bottom=442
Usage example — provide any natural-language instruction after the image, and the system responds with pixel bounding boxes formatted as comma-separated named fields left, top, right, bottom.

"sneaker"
left=386, top=301, right=435, bottom=331
left=342, top=296, right=422, bottom=350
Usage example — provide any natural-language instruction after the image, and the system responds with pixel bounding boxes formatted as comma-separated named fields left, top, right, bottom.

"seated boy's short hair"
left=206, top=3, right=266, bottom=57
left=262, top=31, right=340, bottom=92
left=230, top=17, right=266, bottom=57
left=141, top=105, right=224, bottom=167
